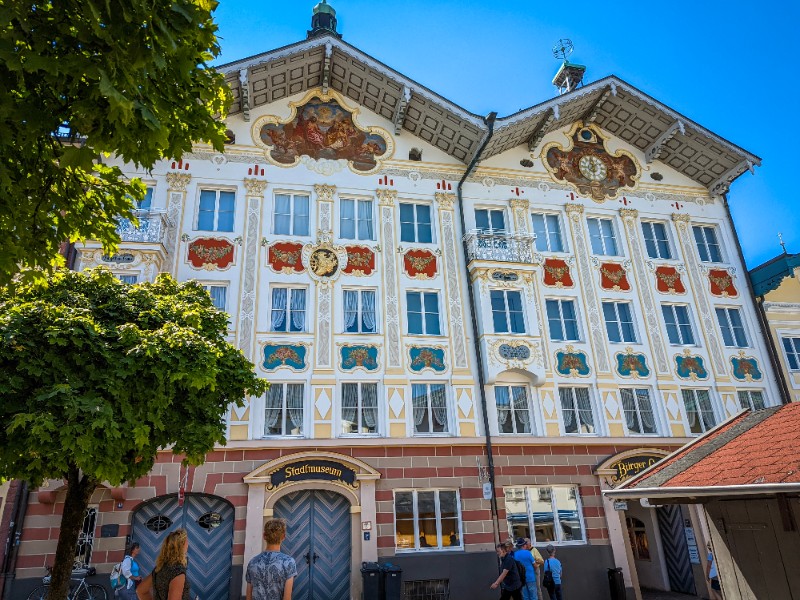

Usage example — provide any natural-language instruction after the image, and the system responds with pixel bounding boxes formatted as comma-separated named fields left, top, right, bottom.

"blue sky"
left=213, top=0, right=798, bottom=269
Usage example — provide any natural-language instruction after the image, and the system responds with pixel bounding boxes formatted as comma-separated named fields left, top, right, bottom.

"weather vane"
left=552, top=39, right=574, bottom=62
left=779, top=232, right=787, bottom=254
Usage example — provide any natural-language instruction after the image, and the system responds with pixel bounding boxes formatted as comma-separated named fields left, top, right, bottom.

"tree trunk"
left=46, top=466, right=98, bottom=600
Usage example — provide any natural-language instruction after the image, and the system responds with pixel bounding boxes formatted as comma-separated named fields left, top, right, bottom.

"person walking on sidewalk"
left=136, top=529, right=191, bottom=600
left=525, top=538, right=545, bottom=600
left=246, top=518, right=297, bottom=600
left=542, top=544, right=563, bottom=600
left=513, top=537, right=541, bottom=600
left=491, top=540, right=523, bottom=600
left=120, top=542, right=142, bottom=600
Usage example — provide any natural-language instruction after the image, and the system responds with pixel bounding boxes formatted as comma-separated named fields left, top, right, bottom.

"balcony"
left=464, top=231, right=536, bottom=264
left=117, top=211, right=168, bottom=243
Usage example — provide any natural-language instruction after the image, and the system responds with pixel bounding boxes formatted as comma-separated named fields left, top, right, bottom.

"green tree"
left=0, top=269, right=268, bottom=600
left=0, top=0, right=231, bottom=284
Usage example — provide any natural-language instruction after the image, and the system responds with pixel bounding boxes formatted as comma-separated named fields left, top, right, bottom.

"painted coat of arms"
left=599, top=262, right=631, bottom=292
left=708, top=269, right=738, bottom=298
left=543, top=258, right=574, bottom=288
left=654, top=266, right=686, bottom=294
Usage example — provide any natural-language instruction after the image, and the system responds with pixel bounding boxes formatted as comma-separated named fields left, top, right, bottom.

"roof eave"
left=605, top=482, right=800, bottom=500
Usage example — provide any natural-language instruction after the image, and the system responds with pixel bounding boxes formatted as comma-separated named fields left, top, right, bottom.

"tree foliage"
left=0, top=0, right=231, bottom=283
left=0, top=268, right=267, bottom=598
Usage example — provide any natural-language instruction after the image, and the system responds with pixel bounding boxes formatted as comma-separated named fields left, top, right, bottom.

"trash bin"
left=382, top=564, right=402, bottom=600
left=607, top=567, right=626, bottom=600
left=361, top=562, right=383, bottom=600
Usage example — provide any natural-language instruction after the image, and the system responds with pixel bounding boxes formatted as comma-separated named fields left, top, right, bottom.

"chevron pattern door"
left=656, top=505, right=696, bottom=594
left=274, top=490, right=351, bottom=600
left=131, top=494, right=235, bottom=600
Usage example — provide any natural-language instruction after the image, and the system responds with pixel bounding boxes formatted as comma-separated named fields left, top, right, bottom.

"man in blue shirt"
left=513, top=537, right=540, bottom=600
left=542, top=544, right=563, bottom=600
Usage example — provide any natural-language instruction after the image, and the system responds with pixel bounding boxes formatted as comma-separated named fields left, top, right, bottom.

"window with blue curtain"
left=340, top=199, right=374, bottom=240
left=197, top=189, right=235, bottom=232
left=274, top=193, right=310, bottom=236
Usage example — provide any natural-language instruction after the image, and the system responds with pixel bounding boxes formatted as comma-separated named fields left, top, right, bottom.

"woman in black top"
left=136, top=529, right=191, bottom=600
left=490, top=540, right=523, bottom=600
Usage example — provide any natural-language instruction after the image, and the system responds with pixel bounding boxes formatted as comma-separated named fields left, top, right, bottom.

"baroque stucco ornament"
left=542, top=123, right=640, bottom=202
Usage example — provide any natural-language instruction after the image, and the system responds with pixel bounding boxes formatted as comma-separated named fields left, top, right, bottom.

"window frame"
left=269, top=286, right=308, bottom=333
left=340, top=381, right=381, bottom=437
left=692, top=224, right=724, bottom=263
left=262, top=382, right=306, bottom=438
left=782, top=337, right=800, bottom=371
left=602, top=300, right=638, bottom=344
left=545, top=298, right=581, bottom=342
left=620, top=387, right=660, bottom=436
left=503, top=485, right=587, bottom=546
left=117, top=274, right=138, bottom=285
left=399, top=201, right=434, bottom=244
left=681, top=388, right=717, bottom=435
left=272, top=191, right=311, bottom=237
left=393, top=489, right=463, bottom=553
left=342, top=288, right=378, bottom=334
left=531, top=211, right=566, bottom=253
left=737, top=389, right=766, bottom=411
left=715, top=307, right=749, bottom=348
left=406, top=290, right=442, bottom=336
left=494, top=385, right=534, bottom=435
left=587, top=216, right=620, bottom=256
left=558, top=386, right=598, bottom=435
left=640, top=220, right=672, bottom=260
left=661, top=303, right=696, bottom=346
left=137, top=186, right=155, bottom=212
left=197, top=188, right=236, bottom=232
left=490, top=289, right=527, bottom=335
left=198, top=282, right=229, bottom=312
left=339, top=197, right=375, bottom=241
left=474, top=206, right=508, bottom=235
left=411, top=382, right=450, bottom=436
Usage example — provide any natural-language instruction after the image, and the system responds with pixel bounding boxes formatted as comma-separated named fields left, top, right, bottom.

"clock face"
left=579, top=154, right=607, bottom=181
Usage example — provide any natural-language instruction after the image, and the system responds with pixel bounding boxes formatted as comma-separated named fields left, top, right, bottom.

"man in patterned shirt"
left=246, top=519, right=297, bottom=600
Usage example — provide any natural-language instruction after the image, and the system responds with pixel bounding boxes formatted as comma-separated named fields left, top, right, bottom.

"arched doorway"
left=273, top=490, right=351, bottom=600
left=131, top=493, right=234, bottom=600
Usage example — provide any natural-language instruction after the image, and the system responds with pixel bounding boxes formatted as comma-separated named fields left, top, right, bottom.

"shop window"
left=394, top=490, right=462, bottom=551
left=626, top=517, right=651, bottom=560
left=504, top=485, right=585, bottom=544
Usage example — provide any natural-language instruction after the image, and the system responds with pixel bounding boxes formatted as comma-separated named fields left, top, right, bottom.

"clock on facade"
left=578, top=154, right=608, bottom=181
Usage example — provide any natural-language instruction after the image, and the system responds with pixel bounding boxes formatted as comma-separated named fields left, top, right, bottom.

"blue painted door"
left=274, top=490, right=351, bottom=600
left=131, top=494, right=235, bottom=600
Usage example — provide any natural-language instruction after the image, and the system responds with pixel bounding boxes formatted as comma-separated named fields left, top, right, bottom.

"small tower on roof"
left=551, top=39, right=586, bottom=95
left=308, top=0, right=342, bottom=39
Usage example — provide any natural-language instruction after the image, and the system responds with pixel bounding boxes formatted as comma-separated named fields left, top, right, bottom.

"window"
left=394, top=490, right=462, bottom=551
left=531, top=212, right=564, bottom=252
left=716, top=307, right=748, bottom=347
left=603, top=301, right=637, bottom=344
left=264, top=383, right=304, bottom=436
left=626, top=517, right=651, bottom=560
left=738, top=390, right=766, bottom=411
left=201, top=284, right=227, bottom=311
left=490, top=290, right=525, bottom=334
left=558, top=387, right=595, bottom=434
left=343, top=290, right=377, bottom=333
left=273, top=193, right=310, bottom=236
left=782, top=337, right=800, bottom=370
left=341, top=382, right=378, bottom=435
left=682, top=389, right=716, bottom=434
left=138, top=187, right=154, bottom=211
left=74, top=507, right=97, bottom=568
left=546, top=299, right=579, bottom=341
left=693, top=225, right=723, bottom=263
left=198, top=189, right=235, bottom=232
left=505, top=486, right=585, bottom=544
left=400, top=203, right=433, bottom=243
left=495, top=386, right=532, bottom=434
left=662, top=304, right=695, bottom=345
left=407, top=291, right=441, bottom=335
left=587, top=217, right=619, bottom=256
left=340, top=198, right=374, bottom=240
left=641, top=221, right=671, bottom=260
left=620, top=388, right=658, bottom=435
left=475, top=208, right=506, bottom=234
left=118, top=275, right=138, bottom=284
left=270, top=288, right=306, bottom=332
left=412, top=383, right=449, bottom=434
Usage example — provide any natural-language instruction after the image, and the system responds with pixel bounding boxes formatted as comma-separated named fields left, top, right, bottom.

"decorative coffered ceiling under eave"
left=220, top=36, right=760, bottom=196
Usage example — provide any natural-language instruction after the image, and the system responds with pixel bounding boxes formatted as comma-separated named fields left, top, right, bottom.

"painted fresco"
left=555, top=346, right=591, bottom=377
left=708, top=268, right=738, bottom=297
left=258, top=96, right=389, bottom=172
left=599, top=262, right=631, bottom=292
left=675, top=351, right=708, bottom=380
left=731, top=354, right=762, bottom=382
left=543, top=258, right=574, bottom=288
left=403, top=249, right=437, bottom=279
left=343, top=246, right=375, bottom=276
left=616, top=350, right=650, bottom=378
left=340, top=345, right=379, bottom=372
left=263, top=344, right=307, bottom=371
left=408, top=347, right=446, bottom=373
left=268, top=242, right=305, bottom=273
left=654, top=266, right=686, bottom=294
left=187, top=238, right=234, bottom=270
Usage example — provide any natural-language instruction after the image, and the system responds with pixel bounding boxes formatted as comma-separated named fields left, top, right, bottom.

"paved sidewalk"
left=641, top=589, right=706, bottom=600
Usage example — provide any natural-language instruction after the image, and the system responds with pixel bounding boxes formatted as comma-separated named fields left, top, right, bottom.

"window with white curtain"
left=603, top=301, right=637, bottom=344
left=737, top=389, right=765, bottom=411
left=558, top=387, right=596, bottom=434
left=117, top=275, right=138, bottom=284
left=270, top=288, right=306, bottom=332
left=692, top=225, right=723, bottom=263
left=273, top=193, right=310, bottom=236
left=340, top=198, right=374, bottom=240
left=641, top=221, right=672, bottom=259
left=412, top=383, right=449, bottom=434
left=782, top=337, right=800, bottom=370
left=341, top=382, right=379, bottom=435
left=531, top=212, right=565, bottom=252
left=394, top=490, right=462, bottom=551
left=682, top=389, right=716, bottom=434
left=263, top=383, right=304, bottom=437
left=716, top=307, right=748, bottom=347
left=495, top=386, right=532, bottom=434
left=343, top=289, right=377, bottom=333
left=201, top=284, right=227, bottom=311
left=198, top=189, right=235, bottom=232
left=620, top=388, right=658, bottom=435
left=587, top=217, right=619, bottom=256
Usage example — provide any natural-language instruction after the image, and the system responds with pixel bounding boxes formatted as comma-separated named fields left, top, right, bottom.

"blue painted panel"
left=340, top=345, right=379, bottom=371
left=616, top=352, right=650, bottom=378
left=731, top=356, right=763, bottom=381
left=263, top=344, right=307, bottom=371
left=675, top=354, right=708, bottom=380
left=409, top=347, right=446, bottom=372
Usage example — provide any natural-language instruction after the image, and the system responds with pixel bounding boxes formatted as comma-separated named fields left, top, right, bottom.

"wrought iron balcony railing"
left=464, top=230, right=536, bottom=264
left=117, top=211, right=168, bottom=243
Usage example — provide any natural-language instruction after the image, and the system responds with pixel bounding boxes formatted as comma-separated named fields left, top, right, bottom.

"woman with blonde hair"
left=137, top=529, right=191, bottom=600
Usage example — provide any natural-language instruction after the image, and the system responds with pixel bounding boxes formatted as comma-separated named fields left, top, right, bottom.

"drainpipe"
left=1, top=481, right=29, bottom=600
left=722, top=192, right=792, bottom=405
left=456, top=112, right=500, bottom=543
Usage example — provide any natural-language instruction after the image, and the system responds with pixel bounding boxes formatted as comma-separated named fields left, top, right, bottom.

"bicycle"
left=27, top=566, right=108, bottom=600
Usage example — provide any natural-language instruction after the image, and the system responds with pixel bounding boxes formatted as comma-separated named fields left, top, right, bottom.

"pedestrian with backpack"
left=513, top=537, right=540, bottom=600
left=542, top=544, right=563, bottom=600
left=490, top=540, right=523, bottom=600
left=120, top=543, right=143, bottom=600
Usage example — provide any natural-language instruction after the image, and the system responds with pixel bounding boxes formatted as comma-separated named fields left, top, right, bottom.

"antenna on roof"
left=779, top=232, right=787, bottom=254
left=551, top=38, right=586, bottom=95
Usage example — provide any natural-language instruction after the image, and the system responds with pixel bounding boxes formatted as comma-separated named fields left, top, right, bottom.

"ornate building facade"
left=6, top=5, right=785, bottom=600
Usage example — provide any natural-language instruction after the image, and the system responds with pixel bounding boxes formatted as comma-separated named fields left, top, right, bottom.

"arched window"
left=626, top=517, right=650, bottom=560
